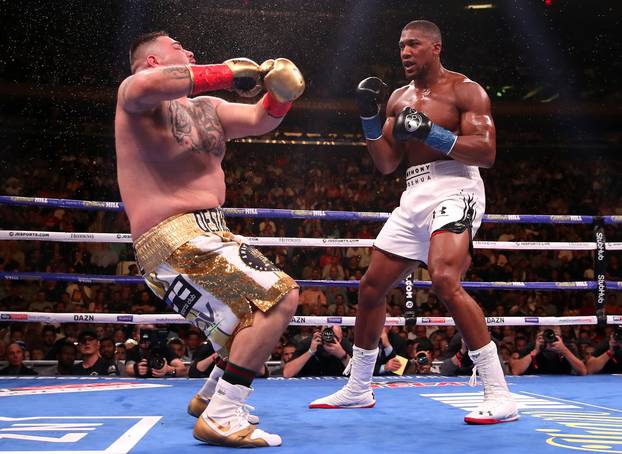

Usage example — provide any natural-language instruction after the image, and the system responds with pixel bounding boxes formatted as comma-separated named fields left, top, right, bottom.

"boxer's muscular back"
left=386, top=70, right=466, bottom=166
left=115, top=95, right=227, bottom=239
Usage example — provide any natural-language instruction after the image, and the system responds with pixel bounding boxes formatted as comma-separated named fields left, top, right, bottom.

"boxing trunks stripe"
left=134, top=208, right=298, bottom=353
left=374, top=160, right=486, bottom=264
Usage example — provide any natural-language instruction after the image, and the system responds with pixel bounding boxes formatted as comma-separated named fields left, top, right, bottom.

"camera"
left=140, top=329, right=169, bottom=371
left=542, top=329, right=558, bottom=344
left=415, top=351, right=429, bottom=366
left=321, top=327, right=335, bottom=344
left=614, top=325, right=622, bottom=343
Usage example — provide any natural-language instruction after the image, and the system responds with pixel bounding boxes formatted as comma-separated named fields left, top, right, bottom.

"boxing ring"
left=1, top=195, right=622, bottom=453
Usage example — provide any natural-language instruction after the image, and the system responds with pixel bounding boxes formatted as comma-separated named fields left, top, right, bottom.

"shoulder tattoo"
left=168, top=98, right=226, bottom=156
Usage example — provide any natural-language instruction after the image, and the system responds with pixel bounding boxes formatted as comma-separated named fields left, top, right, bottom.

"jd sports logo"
left=164, top=276, right=202, bottom=318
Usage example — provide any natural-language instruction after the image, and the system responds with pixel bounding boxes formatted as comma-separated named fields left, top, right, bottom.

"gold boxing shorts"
left=134, top=208, right=298, bottom=353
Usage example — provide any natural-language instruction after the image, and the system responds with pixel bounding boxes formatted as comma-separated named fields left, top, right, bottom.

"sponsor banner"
left=420, top=317, right=450, bottom=324
left=524, top=317, right=540, bottom=324
left=116, top=315, right=134, bottom=322
left=290, top=316, right=306, bottom=325
left=326, top=317, right=342, bottom=324
left=0, top=313, right=28, bottom=321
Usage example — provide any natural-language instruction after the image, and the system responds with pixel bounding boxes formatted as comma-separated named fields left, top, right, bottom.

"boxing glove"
left=393, top=106, right=457, bottom=156
left=356, top=77, right=387, bottom=140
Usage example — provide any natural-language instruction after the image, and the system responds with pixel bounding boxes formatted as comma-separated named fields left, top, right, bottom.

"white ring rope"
left=1, top=230, right=616, bottom=251
left=0, top=311, right=620, bottom=327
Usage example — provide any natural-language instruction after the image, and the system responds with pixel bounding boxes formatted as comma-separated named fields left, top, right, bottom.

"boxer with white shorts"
left=311, top=20, right=518, bottom=425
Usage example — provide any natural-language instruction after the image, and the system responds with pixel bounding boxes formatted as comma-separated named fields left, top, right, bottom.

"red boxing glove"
left=188, top=64, right=233, bottom=97
left=262, top=91, right=292, bottom=118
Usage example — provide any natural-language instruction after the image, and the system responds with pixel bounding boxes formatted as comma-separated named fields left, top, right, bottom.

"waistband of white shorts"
left=405, top=160, right=479, bottom=188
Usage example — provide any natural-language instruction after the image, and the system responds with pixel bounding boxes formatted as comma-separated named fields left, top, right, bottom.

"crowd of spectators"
left=1, top=147, right=621, bottom=377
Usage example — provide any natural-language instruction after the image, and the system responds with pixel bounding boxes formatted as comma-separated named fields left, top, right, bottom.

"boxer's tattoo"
left=162, top=66, right=191, bottom=80
left=168, top=99, right=225, bottom=156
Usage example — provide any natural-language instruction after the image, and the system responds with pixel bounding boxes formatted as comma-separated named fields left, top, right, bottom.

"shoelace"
left=468, top=365, right=478, bottom=387
left=237, top=403, right=256, bottom=420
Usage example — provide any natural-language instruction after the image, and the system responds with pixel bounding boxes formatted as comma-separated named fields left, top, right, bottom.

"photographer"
left=125, top=328, right=186, bottom=378
left=586, top=326, right=622, bottom=374
left=405, top=338, right=436, bottom=375
left=283, top=326, right=351, bottom=378
left=510, top=327, right=587, bottom=376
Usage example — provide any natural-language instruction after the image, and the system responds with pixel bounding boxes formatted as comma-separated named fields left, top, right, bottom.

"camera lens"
left=543, top=329, right=557, bottom=344
left=416, top=352, right=429, bottom=366
left=321, top=328, right=335, bottom=344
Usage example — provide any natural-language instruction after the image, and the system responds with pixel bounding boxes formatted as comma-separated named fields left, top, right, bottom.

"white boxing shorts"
left=134, top=209, right=298, bottom=353
left=374, top=160, right=485, bottom=265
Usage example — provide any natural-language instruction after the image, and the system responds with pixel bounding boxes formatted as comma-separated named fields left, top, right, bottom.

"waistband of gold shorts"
left=134, top=208, right=228, bottom=275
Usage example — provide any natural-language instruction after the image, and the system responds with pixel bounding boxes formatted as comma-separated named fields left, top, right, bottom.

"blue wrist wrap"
left=360, top=115, right=383, bottom=141
left=425, top=123, right=457, bottom=156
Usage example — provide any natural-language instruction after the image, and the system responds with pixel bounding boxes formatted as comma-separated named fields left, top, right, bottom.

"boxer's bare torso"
left=115, top=95, right=227, bottom=239
left=383, top=70, right=483, bottom=167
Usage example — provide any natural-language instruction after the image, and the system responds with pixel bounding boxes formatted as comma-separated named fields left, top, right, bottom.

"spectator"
left=0, top=342, right=38, bottom=375
left=40, top=325, right=58, bottom=357
left=168, top=338, right=190, bottom=362
left=374, top=327, right=408, bottom=375
left=39, top=342, right=78, bottom=375
left=283, top=326, right=351, bottom=377
left=510, top=327, right=587, bottom=376
left=188, top=342, right=217, bottom=378
left=586, top=327, right=622, bottom=374
left=73, top=329, right=115, bottom=376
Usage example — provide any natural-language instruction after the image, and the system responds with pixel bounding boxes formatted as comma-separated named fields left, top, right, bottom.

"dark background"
left=1, top=0, right=621, bottom=161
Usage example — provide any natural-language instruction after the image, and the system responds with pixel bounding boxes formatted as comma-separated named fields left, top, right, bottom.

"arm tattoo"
left=168, top=99, right=226, bottom=156
left=162, top=66, right=191, bottom=80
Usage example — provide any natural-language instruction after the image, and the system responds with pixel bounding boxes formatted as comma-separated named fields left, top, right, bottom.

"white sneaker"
left=193, top=381, right=279, bottom=448
left=309, top=386, right=375, bottom=409
left=464, top=397, right=519, bottom=425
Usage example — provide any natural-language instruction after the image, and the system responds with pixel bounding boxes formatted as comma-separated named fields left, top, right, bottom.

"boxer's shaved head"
left=129, top=31, right=169, bottom=73
left=402, top=20, right=442, bottom=45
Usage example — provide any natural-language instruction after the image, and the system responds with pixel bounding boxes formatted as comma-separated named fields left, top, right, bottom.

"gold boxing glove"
left=260, top=58, right=305, bottom=102
left=223, top=58, right=263, bottom=97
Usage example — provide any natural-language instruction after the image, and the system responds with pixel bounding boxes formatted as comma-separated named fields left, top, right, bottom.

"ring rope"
left=2, top=195, right=621, bottom=224
left=1, top=230, right=618, bottom=251
left=1, top=272, right=620, bottom=291
left=0, top=311, right=619, bottom=327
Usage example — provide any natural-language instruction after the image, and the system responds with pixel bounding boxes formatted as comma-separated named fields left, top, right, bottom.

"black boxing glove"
left=356, top=77, right=387, bottom=140
left=393, top=107, right=457, bottom=156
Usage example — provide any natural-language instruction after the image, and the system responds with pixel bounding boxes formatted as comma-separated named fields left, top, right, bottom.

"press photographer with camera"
left=125, top=327, right=186, bottom=378
left=586, top=326, right=622, bottom=374
left=509, top=326, right=587, bottom=376
left=283, top=326, right=351, bottom=378
left=405, top=338, right=436, bottom=375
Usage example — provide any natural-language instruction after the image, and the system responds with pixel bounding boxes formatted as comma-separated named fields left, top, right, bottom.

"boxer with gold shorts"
left=115, top=31, right=304, bottom=447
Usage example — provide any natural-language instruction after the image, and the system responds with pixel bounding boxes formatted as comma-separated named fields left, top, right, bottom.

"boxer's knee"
left=429, top=265, right=462, bottom=304
left=358, top=272, right=387, bottom=308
